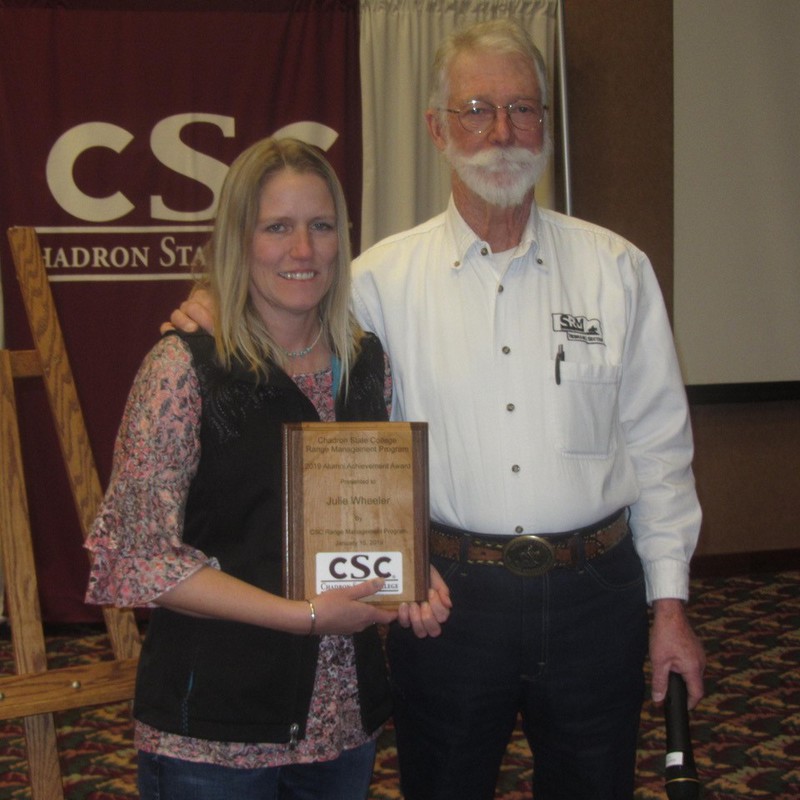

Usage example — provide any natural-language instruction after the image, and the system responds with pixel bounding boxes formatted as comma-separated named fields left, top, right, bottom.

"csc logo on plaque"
left=316, top=552, right=403, bottom=595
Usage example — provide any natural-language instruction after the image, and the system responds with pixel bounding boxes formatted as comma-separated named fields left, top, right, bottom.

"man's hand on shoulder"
left=160, top=287, right=216, bottom=335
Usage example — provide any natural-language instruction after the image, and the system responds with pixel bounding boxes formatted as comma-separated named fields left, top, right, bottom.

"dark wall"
left=563, top=0, right=674, bottom=313
left=562, top=0, right=800, bottom=560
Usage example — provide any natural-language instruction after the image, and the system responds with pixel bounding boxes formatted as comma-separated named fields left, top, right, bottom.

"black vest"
left=134, top=331, right=391, bottom=743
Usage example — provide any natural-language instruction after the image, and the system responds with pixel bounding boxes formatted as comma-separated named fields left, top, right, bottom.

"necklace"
left=284, top=325, right=323, bottom=359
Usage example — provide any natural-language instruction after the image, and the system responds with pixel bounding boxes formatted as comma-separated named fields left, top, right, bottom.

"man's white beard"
left=444, top=132, right=553, bottom=208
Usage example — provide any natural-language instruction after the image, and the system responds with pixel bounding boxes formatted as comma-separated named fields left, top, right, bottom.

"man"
left=349, top=18, right=704, bottom=800
left=172, top=18, right=704, bottom=799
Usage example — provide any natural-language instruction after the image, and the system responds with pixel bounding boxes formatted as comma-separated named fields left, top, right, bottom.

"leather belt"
left=429, top=509, right=629, bottom=577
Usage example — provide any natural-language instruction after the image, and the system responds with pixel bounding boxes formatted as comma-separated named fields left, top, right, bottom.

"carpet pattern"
left=1, top=570, right=798, bottom=799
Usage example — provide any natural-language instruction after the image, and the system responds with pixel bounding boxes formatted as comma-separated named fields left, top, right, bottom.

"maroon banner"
left=0, top=3, right=361, bottom=621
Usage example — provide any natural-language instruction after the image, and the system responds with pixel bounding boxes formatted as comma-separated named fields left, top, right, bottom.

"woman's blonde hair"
left=206, top=137, right=361, bottom=388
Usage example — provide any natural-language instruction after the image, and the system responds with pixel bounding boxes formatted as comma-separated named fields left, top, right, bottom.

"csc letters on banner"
left=45, top=113, right=338, bottom=224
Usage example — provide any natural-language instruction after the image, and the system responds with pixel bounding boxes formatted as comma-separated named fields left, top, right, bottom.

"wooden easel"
left=0, top=227, right=140, bottom=800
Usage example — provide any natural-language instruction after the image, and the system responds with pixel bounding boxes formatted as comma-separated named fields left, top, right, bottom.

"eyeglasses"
left=444, top=99, right=548, bottom=134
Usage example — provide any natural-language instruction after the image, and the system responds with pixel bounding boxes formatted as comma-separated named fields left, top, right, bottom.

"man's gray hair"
left=428, top=18, right=549, bottom=112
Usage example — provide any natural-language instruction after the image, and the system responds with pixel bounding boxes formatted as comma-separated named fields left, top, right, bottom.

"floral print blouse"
left=85, top=334, right=392, bottom=767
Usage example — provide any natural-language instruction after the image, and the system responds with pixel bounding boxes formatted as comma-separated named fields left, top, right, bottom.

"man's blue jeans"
left=387, top=533, right=649, bottom=800
left=137, top=739, right=376, bottom=800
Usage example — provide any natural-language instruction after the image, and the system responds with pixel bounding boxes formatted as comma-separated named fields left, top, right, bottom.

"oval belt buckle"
left=502, top=535, right=556, bottom=577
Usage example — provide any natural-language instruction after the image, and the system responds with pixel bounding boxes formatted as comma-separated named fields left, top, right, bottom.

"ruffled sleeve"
left=85, top=334, right=217, bottom=608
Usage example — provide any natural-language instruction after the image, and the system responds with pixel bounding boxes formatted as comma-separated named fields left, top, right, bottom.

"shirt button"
left=498, top=284, right=504, bottom=293
left=480, top=246, right=489, bottom=256
left=506, top=403, right=515, bottom=412
left=511, top=464, right=520, bottom=473
left=502, top=346, right=511, bottom=354
left=537, top=257, right=544, bottom=265
left=515, top=525, right=524, bottom=534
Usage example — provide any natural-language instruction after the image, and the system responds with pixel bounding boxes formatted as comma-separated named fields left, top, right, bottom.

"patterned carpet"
left=1, top=571, right=798, bottom=799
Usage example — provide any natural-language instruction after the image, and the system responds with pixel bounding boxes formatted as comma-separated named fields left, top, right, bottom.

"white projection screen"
left=673, top=0, right=800, bottom=391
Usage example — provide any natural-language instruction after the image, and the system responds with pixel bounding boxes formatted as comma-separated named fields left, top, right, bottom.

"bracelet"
left=306, top=599, right=317, bottom=635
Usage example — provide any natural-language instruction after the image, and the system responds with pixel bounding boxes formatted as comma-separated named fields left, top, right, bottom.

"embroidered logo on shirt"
left=552, top=313, right=605, bottom=344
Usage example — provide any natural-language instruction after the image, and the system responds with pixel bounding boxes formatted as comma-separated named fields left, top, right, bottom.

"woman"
left=86, top=137, right=411, bottom=800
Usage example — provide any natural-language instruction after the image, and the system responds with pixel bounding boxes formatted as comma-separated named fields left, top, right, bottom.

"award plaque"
left=283, top=421, right=429, bottom=607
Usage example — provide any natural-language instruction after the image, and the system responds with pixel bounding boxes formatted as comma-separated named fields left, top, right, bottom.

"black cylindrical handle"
left=664, top=671, right=700, bottom=800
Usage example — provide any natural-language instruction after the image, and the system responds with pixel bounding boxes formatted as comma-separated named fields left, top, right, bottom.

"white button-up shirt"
left=352, top=198, right=701, bottom=601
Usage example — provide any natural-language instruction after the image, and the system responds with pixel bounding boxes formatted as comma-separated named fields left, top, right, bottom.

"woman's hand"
left=310, top=578, right=398, bottom=635
left=155, top=567, right=395, bottom=635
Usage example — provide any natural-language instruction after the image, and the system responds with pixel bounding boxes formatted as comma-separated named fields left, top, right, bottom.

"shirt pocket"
left=549, top=360, right=621, bottom=458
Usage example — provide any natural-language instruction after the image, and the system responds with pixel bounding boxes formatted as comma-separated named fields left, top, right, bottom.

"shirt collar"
left=443, top=195, right=542, bottom=271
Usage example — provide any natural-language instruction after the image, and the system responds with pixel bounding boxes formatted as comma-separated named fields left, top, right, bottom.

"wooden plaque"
left=283, top=421, right=429, bottom=607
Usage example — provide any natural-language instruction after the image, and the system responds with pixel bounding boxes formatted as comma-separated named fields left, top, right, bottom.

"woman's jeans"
left=137, top=739, right=376, bottom=800
left=387, top=533, right=650, bottom=800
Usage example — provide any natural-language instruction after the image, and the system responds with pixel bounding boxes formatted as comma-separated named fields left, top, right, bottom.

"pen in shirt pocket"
left=555, top=344, right=565, bottom=385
